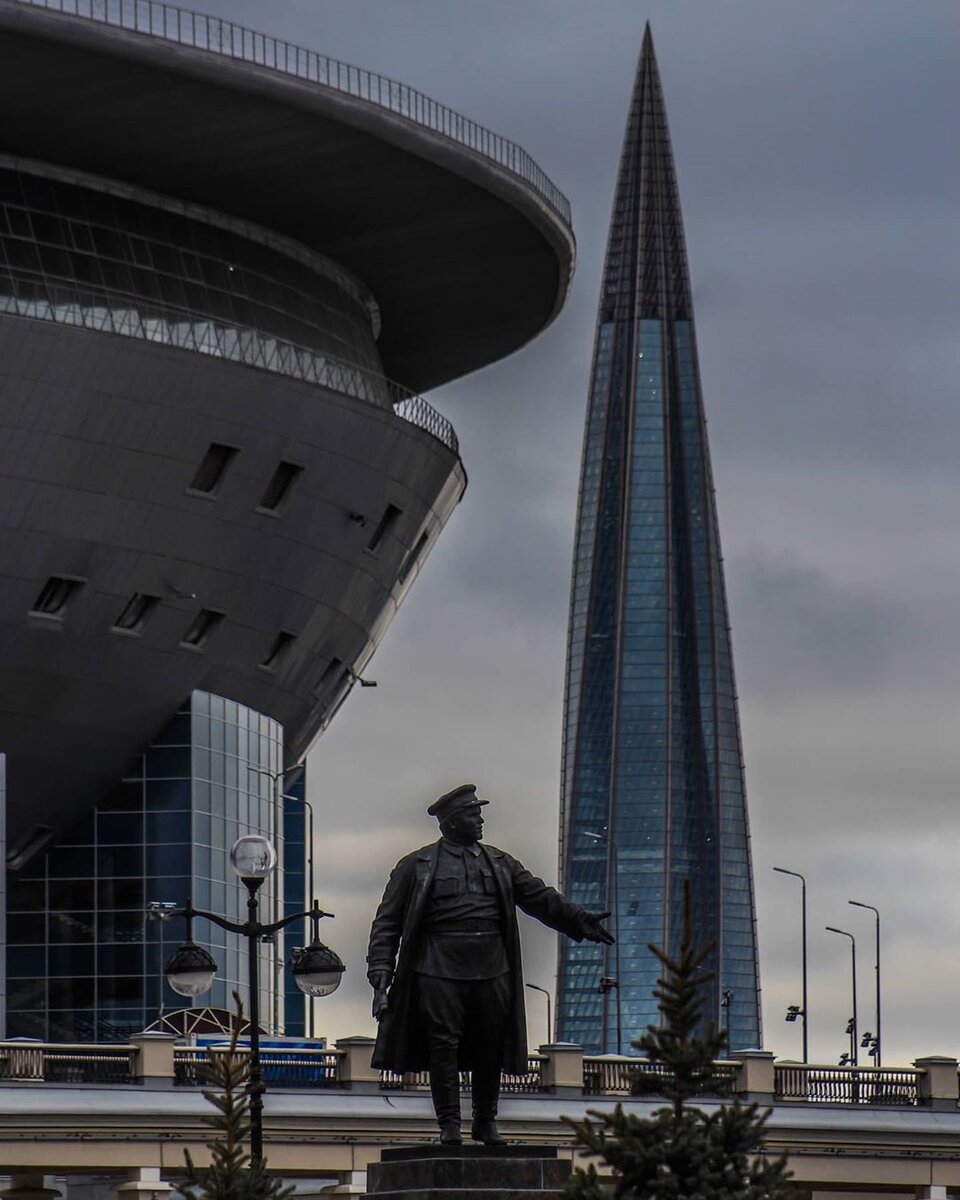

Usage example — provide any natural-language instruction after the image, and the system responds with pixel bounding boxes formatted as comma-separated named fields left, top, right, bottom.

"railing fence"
left=0, top=1040, right=939, bottom=1107
left=775, top=1063, right=921, bottom=1107
left=13, top=0, right=571, bottom=224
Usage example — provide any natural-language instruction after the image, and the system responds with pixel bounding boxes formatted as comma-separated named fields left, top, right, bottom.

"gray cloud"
left=728, top=549, right=912, bottom=694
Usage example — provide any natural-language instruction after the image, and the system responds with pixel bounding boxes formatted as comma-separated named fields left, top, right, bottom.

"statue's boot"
left=430, top=1049, right=462, bottom=1145
left=470, top=1059, right=506, bottom=1145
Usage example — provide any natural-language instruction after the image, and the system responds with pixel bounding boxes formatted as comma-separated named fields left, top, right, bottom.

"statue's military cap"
left=427, top=783, right=488, bottom=822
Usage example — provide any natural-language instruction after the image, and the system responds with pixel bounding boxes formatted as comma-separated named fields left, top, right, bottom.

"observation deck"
left=0, top=0, right=575, bottom=392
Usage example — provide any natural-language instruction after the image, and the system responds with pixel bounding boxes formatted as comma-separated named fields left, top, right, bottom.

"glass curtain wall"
left=282, top=771, right=307, bottom=1039
left=0, top=161, right=384, bottom=390
left=556, top=28, right=761, bottom=1054
left=6, top=691, right=297, bottom=1040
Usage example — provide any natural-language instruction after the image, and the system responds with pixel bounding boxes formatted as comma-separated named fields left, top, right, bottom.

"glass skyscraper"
left=556, top=26, right=761, bottom=1054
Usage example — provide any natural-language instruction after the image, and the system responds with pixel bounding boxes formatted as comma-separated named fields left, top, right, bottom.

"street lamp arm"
left=258, top=906, right=335, bottom=938
left=179, top=905, right=249, bottom=937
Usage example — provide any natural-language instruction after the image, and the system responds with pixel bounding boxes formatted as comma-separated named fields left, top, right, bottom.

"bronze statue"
left=367, top=784, right=614, bottom=1145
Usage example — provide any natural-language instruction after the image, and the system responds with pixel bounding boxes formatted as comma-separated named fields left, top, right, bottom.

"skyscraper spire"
left=556, top=29, right=761, bottom=1053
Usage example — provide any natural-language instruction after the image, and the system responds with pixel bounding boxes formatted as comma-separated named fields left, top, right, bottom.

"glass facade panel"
left=556, top=32, right=760, bottom=1054
left=6, top=692, right=304, bottom=1041
left=0, top=160, right=388, bottom=405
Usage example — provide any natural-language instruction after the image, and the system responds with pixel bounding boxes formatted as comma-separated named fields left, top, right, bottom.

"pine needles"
left=182, top=992, right=295, bottom=1200
left=565, top=883, right=793, bottom=1200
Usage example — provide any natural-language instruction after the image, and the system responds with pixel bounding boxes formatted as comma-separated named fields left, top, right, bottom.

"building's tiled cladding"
left=557, top=27, right=760, bottom=1054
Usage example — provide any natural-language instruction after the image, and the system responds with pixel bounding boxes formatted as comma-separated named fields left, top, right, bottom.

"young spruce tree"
left=565, top=883, right=792, bottom=1200
left=182, top=993, right=294, bottom=1200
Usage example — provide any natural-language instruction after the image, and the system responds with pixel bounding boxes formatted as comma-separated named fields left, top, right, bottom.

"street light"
left=773, top=867, right=808, bottom=1062
left=720, top=989, right=734, bottom=1040
left=525, top=982, right=553, bottom=1047
left=154, top=834, right=344, bottom=1165
left=146, top=900, right=179, bottom=1021
left=247, top=763, right=315, bottom=1035
left=848, top=899, right=881, bottom=1067
left=584, top=829, right=622, bottom=1055
left=825, top=925, right=857, bottom=1066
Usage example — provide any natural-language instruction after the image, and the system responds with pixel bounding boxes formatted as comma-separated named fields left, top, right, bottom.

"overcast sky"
left=198, top=0, right=956, bottom=1066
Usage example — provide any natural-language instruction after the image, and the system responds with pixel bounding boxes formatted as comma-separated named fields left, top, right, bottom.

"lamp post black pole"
left=244, top=877, right=266, bottom=1162
left=773, top=867, right=808, bottom=1062
left=525, top=982, right=553, bottom=1046
left=849, top=900, right=880, bottom=1067
left=826, top=925, right=857, bottom=1066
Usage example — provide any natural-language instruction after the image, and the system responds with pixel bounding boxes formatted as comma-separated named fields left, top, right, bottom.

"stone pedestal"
left=367, top=1146, right=570, bottom=1200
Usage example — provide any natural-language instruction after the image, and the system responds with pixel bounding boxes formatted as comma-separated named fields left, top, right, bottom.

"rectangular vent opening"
left=366, top=503, right=402, bottom=553
left=398, top=532, right=430, bottom=584
left=188, top=443, right=237, bottom=495
left=31, top=576, right=83, bottom=617
left=113, top=593, right=159, bottom=633
left=260, top=630, right=296, bottom=671
left=315, top=656, right=343, bottom=695
left=257, top=461, right=303, bottom=513
left=180, top=609, right=224, bottom=649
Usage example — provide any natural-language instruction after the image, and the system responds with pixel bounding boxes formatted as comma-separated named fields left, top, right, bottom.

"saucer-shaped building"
left=0, top=0, right=574, bottom=1038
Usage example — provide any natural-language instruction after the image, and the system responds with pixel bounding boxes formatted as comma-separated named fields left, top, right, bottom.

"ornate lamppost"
left=157, top=834, right=344, bottom=1163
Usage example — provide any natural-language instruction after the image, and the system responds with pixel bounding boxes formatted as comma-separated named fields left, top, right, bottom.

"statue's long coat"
left=367, top=839, right=589, bottom=1074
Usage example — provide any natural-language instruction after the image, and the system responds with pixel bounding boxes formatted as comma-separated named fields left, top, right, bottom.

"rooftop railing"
left=12, top=0, right=571, bottom=226
left=174, top=1045, right=342, bottom=1088
left=0, top=1041, right=137, bottom=1084
left=583, top=1056, right=738, bottom=1098
left=0, top=1040, right=945, bottom=1108
left=0, top=292, right=460, bottom=456
left=379, top=1056, right=544, bottom=1095
left=775, top=1062, right=922, bottom=1107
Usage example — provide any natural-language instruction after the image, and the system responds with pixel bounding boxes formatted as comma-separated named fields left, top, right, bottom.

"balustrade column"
left=915, top=1056, right=959, bottom=1111
left=538, top=1043, right=584, bottom=1096
left=336, top=1035, right=379, bottom=1092
left=731, top=1049, right=775, bottom=1102
left=114, top=1169, right=171, bottom=1200
left=129, top=1032, right=176, bottom=1087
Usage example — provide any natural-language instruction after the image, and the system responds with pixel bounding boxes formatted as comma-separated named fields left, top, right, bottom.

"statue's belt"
left=425, top=920, right=502, bottom=935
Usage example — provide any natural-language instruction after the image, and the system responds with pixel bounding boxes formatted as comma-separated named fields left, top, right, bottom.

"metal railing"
left=0, top=1041, right=936, bottom=1107
left=0, top=1042, right=136, bottom=1084
left=775, top=1063, right=921, bottom=1106
left=0, top=292, right=460, bottom=456
left=174, top=1045, right=341, bottom=1088
left=583, top=1055, right=738, bottom=1098
left=380, top=1056, right=543, bottom=1094
left=12, top=0, right=571, bottom=225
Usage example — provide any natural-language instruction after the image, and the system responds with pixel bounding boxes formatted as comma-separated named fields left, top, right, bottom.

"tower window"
left=257, top=462, right=303, bottom=514
left=180, top=609, right=224, bottom=649
left=366, top=503, right=402, bottom=553
left=31, top=576, right=84, bottom=617
left=112, top=593, right=159, bottom=633
left=260, top=631, right=296, bottom=671
left=398, top=532, right=429, bottom=584
left=188, top=443, right=237, bottom=495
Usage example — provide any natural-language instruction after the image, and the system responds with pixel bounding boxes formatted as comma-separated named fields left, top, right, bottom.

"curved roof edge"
left=0, top=0, right=576, bottom=392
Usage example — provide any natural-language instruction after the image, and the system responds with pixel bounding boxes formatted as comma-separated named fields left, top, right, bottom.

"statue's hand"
left=369, top=970, right=391, bottom=1021
left=580, top=910, right=615, bottom=945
